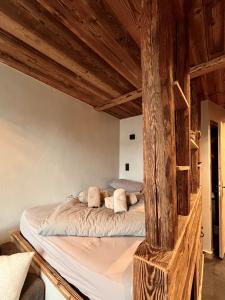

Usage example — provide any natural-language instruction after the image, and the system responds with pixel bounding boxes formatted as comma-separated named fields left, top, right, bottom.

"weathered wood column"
left=141, top=0, right=177, bottom=250
left=175, top=12, right=191, bottom=215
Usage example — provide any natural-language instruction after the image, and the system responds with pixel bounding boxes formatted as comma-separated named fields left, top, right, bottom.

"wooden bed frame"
left=11, top=231, right=84, bottom=300
left=10, top=1, right=204, bottom=299
left=11, top=191, right=203, bottom=300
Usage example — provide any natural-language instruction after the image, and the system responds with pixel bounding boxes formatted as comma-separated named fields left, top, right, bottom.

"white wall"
left=201, top=100, right=225, bottom=253
left=0, top=63, right=119, bottom=243
left=119, top=115, right=143, bottom=182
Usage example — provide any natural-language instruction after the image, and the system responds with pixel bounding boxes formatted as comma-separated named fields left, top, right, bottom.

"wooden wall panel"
left=134, top=191, right=202, bottom=300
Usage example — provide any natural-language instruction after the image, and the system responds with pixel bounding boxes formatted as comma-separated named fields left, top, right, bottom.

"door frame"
left=218, top=121, right=225, bottom=259
left=210, top=121, right=220, bottom=256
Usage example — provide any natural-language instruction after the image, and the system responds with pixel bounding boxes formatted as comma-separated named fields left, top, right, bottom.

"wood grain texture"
left=105, top=0, right=141, bottom=47
left=0, top=29, right=112, bottom=106
left=189, top=0, right=225, bottom=108
left=141, top=0, right=177, bottom=250
left=0, top=0, right=135, bottom=96
left=175, top=13, right=191, bottom=216
left=191, top=85, right=200, bottom=193
left=173, top=81, right=190, bottom=110
left=0, top=0, right=146, bottom=118
left=190, top=54, right=225, bottom=78
left=37, top=0, right=141, bottom=87
left=134, top=190, right=203, bottom=300
left=95, top=88, right=142, bottom=111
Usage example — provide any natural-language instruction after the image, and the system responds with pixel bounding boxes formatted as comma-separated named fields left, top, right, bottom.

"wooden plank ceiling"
left=0, top=0, right=224, bottom=118
left=190, top=0, right=225, bottom=107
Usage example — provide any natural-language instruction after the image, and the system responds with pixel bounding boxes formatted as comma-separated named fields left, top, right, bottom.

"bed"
left=20, top=202, right=144, bottom=300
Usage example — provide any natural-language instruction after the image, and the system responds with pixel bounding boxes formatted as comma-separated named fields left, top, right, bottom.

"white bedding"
left=20, top=203, right=144, bottom=300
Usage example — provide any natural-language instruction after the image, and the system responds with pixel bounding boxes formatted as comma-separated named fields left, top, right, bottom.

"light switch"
left=129, top=134, right=135, bottom=140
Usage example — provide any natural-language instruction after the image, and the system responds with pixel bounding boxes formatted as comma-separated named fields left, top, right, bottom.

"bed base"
left=11, top=231, right=86, bottom=300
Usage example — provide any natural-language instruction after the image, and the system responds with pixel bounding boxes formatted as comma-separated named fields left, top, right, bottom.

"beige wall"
left=201, top=100, right=225, bottom=253
left=119, top=115, right=143, bottom=182
left=0, top=63, right=119, bottom=243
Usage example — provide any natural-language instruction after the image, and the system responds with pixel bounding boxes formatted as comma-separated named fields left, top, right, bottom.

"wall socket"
left=129, top=134, right=135, bottom=140
left=125, top=163, right=129, bottom=171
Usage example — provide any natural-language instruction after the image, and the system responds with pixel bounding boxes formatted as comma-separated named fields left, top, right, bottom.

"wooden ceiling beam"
left=0, top=29, right=110, bottom=107
left=97, top=52, right=225, bottom=111
left=0, top=0, right=134, bottom=98
left=190, top=54, right=225, bottom=78
left=95, top=88, right=142, bottom=111
left=105, top=0, right=141, bottom=47
left=37, top=0, right=141, bottom=88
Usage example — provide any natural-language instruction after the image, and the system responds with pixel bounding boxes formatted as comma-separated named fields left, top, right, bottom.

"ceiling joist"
left=95, top=88, right=142, bottom=111
left=0, top=0, right=224, bottom=117
left=190, top=54, right=225, bottom=79
left=36, top=0, right=141, bottom=88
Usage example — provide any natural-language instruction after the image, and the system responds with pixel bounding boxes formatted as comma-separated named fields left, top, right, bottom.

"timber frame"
left=3, top=0, right=206, bottom=299
left=132, top=1, right=203, bottom=299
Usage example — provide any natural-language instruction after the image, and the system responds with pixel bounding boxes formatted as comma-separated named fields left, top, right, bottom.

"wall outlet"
left=129, top=134, right=135, bottom=140
left=125, top=163, right=129, bottom=171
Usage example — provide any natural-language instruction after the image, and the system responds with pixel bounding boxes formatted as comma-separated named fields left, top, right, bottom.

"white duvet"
left=39, top=198, right=145, bottom=237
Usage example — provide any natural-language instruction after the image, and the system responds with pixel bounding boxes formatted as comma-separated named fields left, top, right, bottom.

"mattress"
left=20, top=203, right=144, bottom=300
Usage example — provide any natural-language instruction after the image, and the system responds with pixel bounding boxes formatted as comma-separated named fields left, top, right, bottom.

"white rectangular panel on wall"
left=119, top=115, right=143, bottom=182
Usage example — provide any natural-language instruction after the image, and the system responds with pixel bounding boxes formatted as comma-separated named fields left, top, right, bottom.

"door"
left=219, top=121, right=225, bottom=258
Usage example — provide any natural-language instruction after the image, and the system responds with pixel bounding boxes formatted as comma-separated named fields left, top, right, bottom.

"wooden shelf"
left=176, top=166, right=190, bottom=171
left=190, top=139, right=199, bottom=150
left=173, top=81, right=190, bottom=110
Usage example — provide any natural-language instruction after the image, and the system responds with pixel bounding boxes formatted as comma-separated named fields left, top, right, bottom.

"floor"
left=203, top=255, right=225, bottom=300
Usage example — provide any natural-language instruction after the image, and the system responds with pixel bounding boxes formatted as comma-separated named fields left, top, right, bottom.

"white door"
left=219, top=121, right=225, bottom=258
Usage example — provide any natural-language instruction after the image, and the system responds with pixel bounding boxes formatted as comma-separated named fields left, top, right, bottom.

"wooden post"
left=175, top=13, right=191, bottom=215
left=141, top=0, right=177, bottom=250
left=191, top=84, right=201, bottom=193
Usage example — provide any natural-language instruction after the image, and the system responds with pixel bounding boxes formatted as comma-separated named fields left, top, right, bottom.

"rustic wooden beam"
left=141, top=0, right=177, bottom=250
left=0, top=29, right=111, bottom=107
left=0, top=0, right=134, bottom=98
left=175, top=11, right=191, bottom=216
left=134, top=190, right=202, bottom=300
left=95, top=89, right=142, bottom=111
left=96, top=52, right=225, bottom=108
left=105, top=0, right=141, bottom=47
left=190, top=85, right=200, bottom=193
left=190, top=55, right=225, bottom=78
left=37, top=0, right=141, bottom=88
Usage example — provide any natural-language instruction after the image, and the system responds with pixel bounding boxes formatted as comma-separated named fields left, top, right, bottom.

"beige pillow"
left=110, top=179, right=143, bottom=193
left=78, top=191, right=88, bottom=203
left=105, top=196, right=114, bottom=210
left=0, top=252, right=34, bottom=300
left=129, top=193, right=138, bottom=205
left=88, top=186, right=101, bottom=207
left=114, top=188, right=128, bottom=213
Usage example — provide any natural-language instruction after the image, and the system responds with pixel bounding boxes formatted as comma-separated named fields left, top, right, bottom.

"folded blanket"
left=39, top=198, right=145, bottom=237
left=88, top=186, right=100, bottom=207
left=114, top=188, right=127, bottom=213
